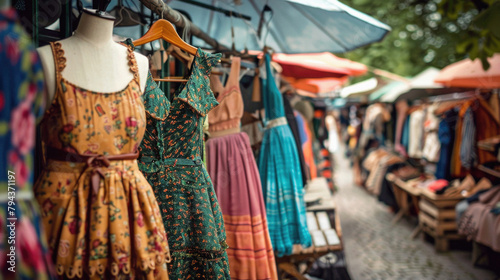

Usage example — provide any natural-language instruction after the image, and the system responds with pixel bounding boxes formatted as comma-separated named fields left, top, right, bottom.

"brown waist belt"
left=46, top=147, right=139, bottom=194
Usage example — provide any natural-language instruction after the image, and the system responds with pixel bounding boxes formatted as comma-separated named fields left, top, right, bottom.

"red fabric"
left=427, top=179, right=449, bottom=192
left=273, top=52, right=367, bottom=78
left=284, top=76, right=349, bottom=94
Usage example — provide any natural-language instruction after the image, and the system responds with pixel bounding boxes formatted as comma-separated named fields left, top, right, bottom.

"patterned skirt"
left=34, top=160, right=171, bottom=280
left=141, top=161, right=231, bottom=279
left=206, top=132, right=278, bottom=280
left=258, top=125, right=312, bottom=257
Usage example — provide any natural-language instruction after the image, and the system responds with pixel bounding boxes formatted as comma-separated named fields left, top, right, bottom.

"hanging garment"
left=408, top=109, right=425, bottom=158
left=0, top=9, right=55, bottom=279
left=258, top=54, right=311, bottom=257
left=283, top=94, right=309, bottom=185
left=451, top=98, right=500, bottom=177
left=435, top=109, right=458, bottom=180
left=313, top=109, right=335, bottom=190
left=422, top=103, right=441, bottom=163
left=34, top=42, right=170, bottom=279
left=296, top=111, right=318, bottom=179
left=206, top=57, right=278, bottom=280
left=137, top=48, right=230, bottom=279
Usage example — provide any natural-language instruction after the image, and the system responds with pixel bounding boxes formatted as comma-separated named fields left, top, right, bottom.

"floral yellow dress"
left=34, top=42, right=171, bottom=279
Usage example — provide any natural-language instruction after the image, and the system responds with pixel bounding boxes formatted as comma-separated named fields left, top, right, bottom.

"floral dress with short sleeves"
left=137, top=48, right=231, bottom=279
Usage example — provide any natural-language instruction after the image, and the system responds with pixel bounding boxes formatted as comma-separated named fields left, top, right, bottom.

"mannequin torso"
left=37, top=10, right=148, bottom=104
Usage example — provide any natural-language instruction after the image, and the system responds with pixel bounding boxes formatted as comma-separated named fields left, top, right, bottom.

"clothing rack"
left=428, top=90, right=479, bottom=102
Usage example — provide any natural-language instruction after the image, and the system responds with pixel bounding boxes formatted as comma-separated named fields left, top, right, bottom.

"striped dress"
left=258, top=54, right=311, bottom=257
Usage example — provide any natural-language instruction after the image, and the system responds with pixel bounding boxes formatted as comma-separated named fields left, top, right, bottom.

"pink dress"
left=206, top=57, right=278, bottom=280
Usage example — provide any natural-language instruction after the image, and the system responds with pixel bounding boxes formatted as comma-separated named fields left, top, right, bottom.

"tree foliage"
left=343, top=0, right=484, bottom=79
left=438, top=0, right=500, bottom=69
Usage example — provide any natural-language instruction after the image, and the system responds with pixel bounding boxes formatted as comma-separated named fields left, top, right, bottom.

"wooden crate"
left=418, top=189, right=464, bottom=252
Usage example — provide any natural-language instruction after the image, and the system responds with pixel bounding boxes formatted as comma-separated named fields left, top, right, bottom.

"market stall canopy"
left=167, top=0, right=391, bottom=53
left=272, top=52, right=367, bottom=78
left=340, top=77, right=380, bottom=98
left=379, top=67, right=442, bottom=102
left=369, top=81, right=409, bottom=102
left=435, top=54, right=500, bottom=89
left=286, top=76, right=349, bottom=94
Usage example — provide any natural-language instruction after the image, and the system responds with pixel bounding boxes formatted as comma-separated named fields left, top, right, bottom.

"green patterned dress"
left=137, top=49, right=230, bottom=279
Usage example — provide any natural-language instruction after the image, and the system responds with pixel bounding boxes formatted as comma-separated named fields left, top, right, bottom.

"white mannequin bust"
left=37, top=9, right=148, bottom=104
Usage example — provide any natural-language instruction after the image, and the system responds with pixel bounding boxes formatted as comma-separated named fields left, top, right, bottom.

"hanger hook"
left=159, top=0, right=165, bottom=19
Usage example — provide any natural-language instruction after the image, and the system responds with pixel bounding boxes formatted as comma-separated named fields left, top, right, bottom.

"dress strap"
left=49, top=41, right=67, bottom=80
left=124, top=44, right=141, bottom=86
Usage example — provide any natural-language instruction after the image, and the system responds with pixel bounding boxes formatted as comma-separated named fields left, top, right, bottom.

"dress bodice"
left=138, top=48, right=221, bottom=172
left=40, top=42, right=145, bottom=155
left=208, top=57, right=243, bottom=134
left=262, top=54, right=285, bottom=121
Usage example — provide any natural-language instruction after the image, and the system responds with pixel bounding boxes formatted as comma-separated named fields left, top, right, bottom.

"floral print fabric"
left=137, top=46, right=231, bottom=279
left=0, top=9, right=55, bottom=280
left=34, top=41, right=171, bottom=279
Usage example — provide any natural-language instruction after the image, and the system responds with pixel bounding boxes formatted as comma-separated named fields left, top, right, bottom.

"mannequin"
left=37, top=9, right=148, bottom=105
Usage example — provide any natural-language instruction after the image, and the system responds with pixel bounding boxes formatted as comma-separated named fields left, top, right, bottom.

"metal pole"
left=139, top=0, right=229, bottom=51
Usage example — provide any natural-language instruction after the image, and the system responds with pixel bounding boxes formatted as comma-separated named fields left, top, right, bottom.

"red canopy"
left=272, top=52, right=368, bottom=79
left=435, top=54, right=500, bottom=89
left=285, top=76, right=349, bottom=94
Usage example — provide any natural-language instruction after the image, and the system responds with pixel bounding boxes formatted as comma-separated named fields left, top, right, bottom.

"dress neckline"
left=51, top=41, right=141, bottom=95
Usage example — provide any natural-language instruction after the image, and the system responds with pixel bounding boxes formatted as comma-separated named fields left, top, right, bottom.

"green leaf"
left=480, top=56, right=491, bottom=70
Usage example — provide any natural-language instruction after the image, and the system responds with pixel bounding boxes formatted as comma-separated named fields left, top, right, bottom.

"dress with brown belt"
left=34, top=42, right=171, bottom=280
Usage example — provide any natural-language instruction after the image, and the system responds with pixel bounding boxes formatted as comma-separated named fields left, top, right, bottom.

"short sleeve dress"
left=137, top=48, right=231, bottom=279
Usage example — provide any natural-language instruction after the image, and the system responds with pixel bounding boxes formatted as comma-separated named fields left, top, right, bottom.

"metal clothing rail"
left=139, top=0, right=229, bottom=51
left=179, top=0, right=251, bottom=20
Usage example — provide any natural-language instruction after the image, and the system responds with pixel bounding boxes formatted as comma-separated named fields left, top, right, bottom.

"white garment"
left=408, top=109, right=425, bottom=158
left=325, top=116, right=339, bottom=153
left=422, top=103, right=441, bottom=162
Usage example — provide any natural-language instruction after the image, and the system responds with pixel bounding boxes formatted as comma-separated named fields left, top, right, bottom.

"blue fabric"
left=294, top=111, right=308, bottom=145
left=435, top=110, right=458, bottom=180
left=401, top=115, right=410, bottom=151
left=258, top=54, right=311, bottom=257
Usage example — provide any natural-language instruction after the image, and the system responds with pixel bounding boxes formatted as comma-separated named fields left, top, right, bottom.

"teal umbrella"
left=166, top=0, right=391, bottom=53
left=369, top=81, right=408, bottom=102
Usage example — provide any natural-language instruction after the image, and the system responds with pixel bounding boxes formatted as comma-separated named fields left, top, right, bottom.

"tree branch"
left=138, top=0, right=229, bottom=51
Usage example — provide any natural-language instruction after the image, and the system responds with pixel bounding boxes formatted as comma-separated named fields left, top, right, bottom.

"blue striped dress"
left=258, top=54, right=312, bottom=257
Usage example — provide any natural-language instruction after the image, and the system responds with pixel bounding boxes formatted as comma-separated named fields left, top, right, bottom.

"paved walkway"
left=332, top=148, right=498, bottom=280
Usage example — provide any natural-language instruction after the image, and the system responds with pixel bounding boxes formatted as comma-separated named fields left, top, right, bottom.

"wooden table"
left=386, top=173, right=433, bottom=239
left=276, top=178, right=343, bottom=280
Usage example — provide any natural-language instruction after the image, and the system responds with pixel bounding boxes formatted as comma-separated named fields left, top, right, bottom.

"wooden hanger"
left=133, top=19, right=198, bottom=83
left=167, top=45, right=194, bottom=69
left=133, top=19, right=198, bottom=56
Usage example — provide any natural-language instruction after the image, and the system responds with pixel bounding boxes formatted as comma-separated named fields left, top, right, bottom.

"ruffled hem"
left=168, top=247, right=230, bottom=279
left=55, top=252, right=171, bottom=278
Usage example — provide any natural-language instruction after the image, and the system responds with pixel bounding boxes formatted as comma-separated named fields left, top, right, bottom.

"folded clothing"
left=428, top=179, right=449, bottom=193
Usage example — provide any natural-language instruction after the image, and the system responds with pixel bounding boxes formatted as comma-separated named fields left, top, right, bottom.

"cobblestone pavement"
left=332, top=149, right=498, bottom=280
